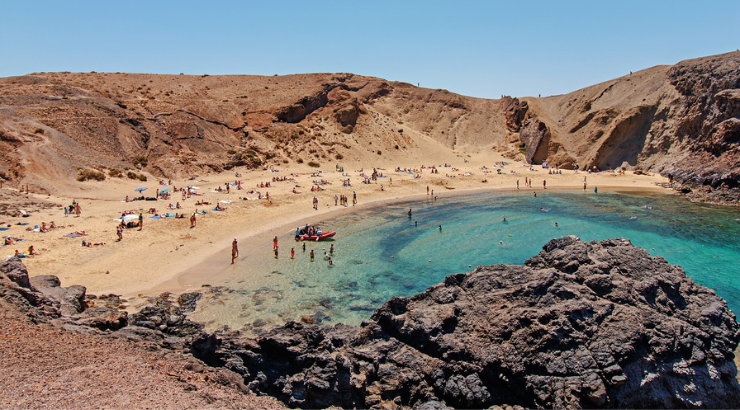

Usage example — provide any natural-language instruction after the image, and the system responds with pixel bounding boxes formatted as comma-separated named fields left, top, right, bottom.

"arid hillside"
left=1, top=51, right=738, bottom=201
left=507, top=51, right=740, bottom=202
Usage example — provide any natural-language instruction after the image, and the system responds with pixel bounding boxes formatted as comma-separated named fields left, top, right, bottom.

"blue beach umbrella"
left=160, top=189, right=169, bottom=194
left=135, top=186, right=148, bottom=192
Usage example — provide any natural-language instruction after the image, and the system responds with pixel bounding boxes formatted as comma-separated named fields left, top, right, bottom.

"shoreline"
left=148, top=184, right=676, bottom=299
left=4, top=152, right=673, bottom=307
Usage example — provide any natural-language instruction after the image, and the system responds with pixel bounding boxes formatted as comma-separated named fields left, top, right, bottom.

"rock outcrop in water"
left=2, top=237, right=739, bottom=408
left=195, top=236, right=740, bottom=408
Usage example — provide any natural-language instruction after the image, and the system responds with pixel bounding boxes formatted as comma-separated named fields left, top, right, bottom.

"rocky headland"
left=2, top=236, right=739, bottom=408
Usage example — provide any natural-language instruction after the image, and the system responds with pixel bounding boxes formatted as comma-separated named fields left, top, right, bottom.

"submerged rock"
left=197, top=236, right=740, bottom=409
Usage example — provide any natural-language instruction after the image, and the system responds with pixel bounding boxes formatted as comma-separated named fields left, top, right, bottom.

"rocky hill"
left=2, top=237, right=738, bottom=408
left=0, top=52, right=738, bottom=201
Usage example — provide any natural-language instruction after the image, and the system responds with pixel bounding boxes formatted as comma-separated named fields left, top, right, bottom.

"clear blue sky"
left=1, top=0, right=738, bottom=99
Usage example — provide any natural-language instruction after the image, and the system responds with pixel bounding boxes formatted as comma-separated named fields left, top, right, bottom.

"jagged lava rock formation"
left=0, top=52, right=738, bottom=202
left=199, top=236, right=740, bottom=409
left=0, top=258, right=286, bottom=409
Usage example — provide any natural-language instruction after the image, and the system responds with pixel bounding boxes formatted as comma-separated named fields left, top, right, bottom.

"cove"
left=189, top=189, right=740, bottom=331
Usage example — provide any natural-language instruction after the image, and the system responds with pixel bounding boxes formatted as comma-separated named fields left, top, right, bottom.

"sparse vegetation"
left=307, top=161, right=320, bottom=168
left=377, top=150, right=382, bottom=155
left=126, top=171, right=147, bottom=181
left=132, top=156, right=148, bottom=168
left=34, top=128, right=44, bottom=134
left=77, top=169, right=106, bottom=182
left=108, top=168, right=122, bottom=178
left=296, top=158, right=304, bottom=164
left=335, top=153, right=344, bottom=160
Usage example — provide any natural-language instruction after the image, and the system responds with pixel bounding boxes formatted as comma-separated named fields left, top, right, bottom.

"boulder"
left=203, top=237, right=740, bottom=409
left=30, top=274, right=86, bottom=316
left=0, top=258, right=58, bottom=318
left=72, top=306, right=128, bottom=331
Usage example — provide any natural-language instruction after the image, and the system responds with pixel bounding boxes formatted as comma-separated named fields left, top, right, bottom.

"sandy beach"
left=2, top=150, right=669, bottom=308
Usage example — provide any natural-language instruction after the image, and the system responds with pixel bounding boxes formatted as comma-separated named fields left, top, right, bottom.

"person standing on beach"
left=190, top=212, right=196, bottom=228
left=231, top=238, right=239, bottom=264
left=116, top=224, right=123, bottom=241
left=273, top=236, right=278, bottom=250
left=138, top=213, right=143, bottom=231
left=543, top=180, right=547, bottom=189
left=353, top=191, right=357, bottom=205
left=516, top=180, right=519, bottom=190
left=310, top=249, right=315, bottom=261
left=291, top=246, right=295, bottom=259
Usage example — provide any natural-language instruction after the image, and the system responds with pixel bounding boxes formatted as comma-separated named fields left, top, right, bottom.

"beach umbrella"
left=135, top=186, right=148, bottom=192
left=159, top=189, right=169, bottom=194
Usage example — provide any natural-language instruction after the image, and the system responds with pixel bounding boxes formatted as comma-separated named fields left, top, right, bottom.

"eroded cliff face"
left=195, top=237, right=740, bottom=409
left=504, top=51, right=740, bottom=203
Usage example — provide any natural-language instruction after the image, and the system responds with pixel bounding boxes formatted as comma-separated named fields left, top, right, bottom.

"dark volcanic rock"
left=130, top=292, right=205, bottom=337
left=30, top=274, right=86, bottom=316
left=202, top=237, right=740, bottom=409
left=0, top=257, right=59, bottom=318
left=661, top=53, right=740, bottom=203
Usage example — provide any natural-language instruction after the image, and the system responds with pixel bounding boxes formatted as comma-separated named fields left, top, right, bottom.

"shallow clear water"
left=190, top=189, right=740, bottom=331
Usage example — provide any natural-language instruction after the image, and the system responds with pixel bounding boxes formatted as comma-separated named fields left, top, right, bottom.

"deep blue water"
left=191, top=189, right=740, bottom=330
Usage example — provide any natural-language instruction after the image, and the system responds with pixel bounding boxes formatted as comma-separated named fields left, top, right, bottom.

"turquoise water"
left=190, top=189, right=740, bottom=331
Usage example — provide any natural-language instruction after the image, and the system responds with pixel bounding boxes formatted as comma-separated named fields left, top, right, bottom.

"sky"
left=1, top=0, right=738, bottom=99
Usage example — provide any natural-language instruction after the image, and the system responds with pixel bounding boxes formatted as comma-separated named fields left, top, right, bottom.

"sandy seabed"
left=2, top=151, right=669, bottom=310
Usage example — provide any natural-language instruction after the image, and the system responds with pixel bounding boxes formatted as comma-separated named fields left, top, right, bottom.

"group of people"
left=295, top=225, right=322, bottom=239
left=13, top=246, right=38, bottom=258
left=38, top=221, right=57, bottom=233
left=64, top=201, right=82, bottom=217
left=334, top=194, right=351, bottom=207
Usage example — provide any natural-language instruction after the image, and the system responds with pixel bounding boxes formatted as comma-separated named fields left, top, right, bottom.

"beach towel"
left=212, top=208, right=224, bottom=212
left=0, top=228, right=8, bottom=231
left=219, top=200, right=232, bottom=204
left=164, top=213, right=175, bottom=217
left=150, top=215, right=163, bottom=219
left=65, top=233, right=83, bottom=238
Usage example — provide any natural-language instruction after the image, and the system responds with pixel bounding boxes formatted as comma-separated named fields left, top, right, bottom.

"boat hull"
left=298, top=231, right=336, bottom=241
